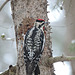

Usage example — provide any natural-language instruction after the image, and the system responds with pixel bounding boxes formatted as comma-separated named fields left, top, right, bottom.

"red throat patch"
left=43, top=27, right=46, bottom=34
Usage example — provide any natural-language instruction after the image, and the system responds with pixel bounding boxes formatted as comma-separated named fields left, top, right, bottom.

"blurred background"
left=0, top=0, right=75, bottom=75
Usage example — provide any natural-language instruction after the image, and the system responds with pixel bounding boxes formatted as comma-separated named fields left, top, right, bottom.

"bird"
left=23, top=19, right=46, bottom=75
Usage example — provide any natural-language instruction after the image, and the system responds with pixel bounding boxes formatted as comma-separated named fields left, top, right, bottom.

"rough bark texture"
left=0, top=66, right=16, bottom=75
left=11, top=0, right=54, bottom=75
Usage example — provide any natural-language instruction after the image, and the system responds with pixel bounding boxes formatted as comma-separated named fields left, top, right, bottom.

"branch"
left=0, top=56, right=75, bottom=75
left=42, top=55, right=75, bottom=67
left=0, top=65, right=16, bottom=75
left=49, top=55, right=75, bottom=64
left=0, top=0, right=10, bottom=11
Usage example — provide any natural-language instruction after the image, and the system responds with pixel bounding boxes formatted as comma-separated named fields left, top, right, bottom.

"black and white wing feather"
left=24, top=27, right=45, bottom=63
left=23, top=27, right=45, bottom=75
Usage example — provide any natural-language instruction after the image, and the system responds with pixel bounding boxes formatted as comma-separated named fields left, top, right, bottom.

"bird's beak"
left=44, top=22, right=50, bottom=24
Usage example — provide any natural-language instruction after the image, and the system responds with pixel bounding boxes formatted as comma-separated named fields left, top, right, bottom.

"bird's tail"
left=26, top=62, right=40, bottom=75
left=34, top=64, right=40, bottom=75
left=26, top=62, right=35, bottom=75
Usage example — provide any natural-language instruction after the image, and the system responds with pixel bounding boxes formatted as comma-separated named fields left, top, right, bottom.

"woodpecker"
left=23, top=19, right=46, bottom=75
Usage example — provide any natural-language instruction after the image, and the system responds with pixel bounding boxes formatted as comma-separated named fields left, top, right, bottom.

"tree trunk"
left=11, top=0, right=54, bottom=75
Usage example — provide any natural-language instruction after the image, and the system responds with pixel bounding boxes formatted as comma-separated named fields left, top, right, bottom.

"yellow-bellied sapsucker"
left=23, top=19, right=47, bottom=75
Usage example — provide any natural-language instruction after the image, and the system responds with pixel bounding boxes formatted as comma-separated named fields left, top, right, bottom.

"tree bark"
left=11, top=0, right=54, bottom=75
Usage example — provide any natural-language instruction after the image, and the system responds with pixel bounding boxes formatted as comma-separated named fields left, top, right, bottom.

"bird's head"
left=34, top=19, right=47, bottom=33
